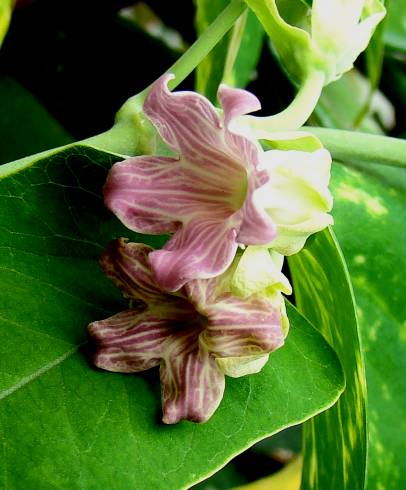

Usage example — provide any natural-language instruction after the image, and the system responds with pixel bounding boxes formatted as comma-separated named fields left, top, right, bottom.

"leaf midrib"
left=0, top=343, right=85, bottom=402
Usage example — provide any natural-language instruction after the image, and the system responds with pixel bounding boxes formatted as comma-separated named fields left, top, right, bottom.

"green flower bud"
left=245, top=0, right=385, bottom=85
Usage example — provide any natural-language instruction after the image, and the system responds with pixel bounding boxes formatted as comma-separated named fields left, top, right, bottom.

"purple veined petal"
left=149, top=218, right=240, bottom=292
left=145, top=75, right=223, bottom=161
left=104, top=153, right=247, bottom=235
left=100, top=239, right=169, bottom=303
left=160, top=331, right=225, bottom=424
left=185, top=257, right=241, bottom=310
left=201, top=296, right=284, bottom=358
left=236, top=172, right=277, bottom=245
left=88, top=308, right=175, bottom=373
left=104, top=156, right=181, bottom=235
left=144, top=75, right=256, bottom=178
left=218, top=84, right=261, bottom=127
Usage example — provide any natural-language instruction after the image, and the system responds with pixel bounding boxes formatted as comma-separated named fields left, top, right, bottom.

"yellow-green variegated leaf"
left=288, top=228, right=367, bottom=490
left=331, top=162, right=406, bottom=490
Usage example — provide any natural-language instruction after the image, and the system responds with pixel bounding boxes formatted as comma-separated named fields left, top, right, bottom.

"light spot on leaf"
left=335, top=183, right=388, bottom=216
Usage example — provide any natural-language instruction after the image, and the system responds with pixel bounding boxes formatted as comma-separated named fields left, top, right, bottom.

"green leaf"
left=0, top=146, right=344, bottom=488
left=288, top=228, right=367, bottom=490
left=331, top=162, right=406, bottom=490
left=0, top=77, right=73, bottom=165
left=313, top=69, right=394, bottom=134
left=0, top=0, right=12, bottom=47
left=195, top=0, right=264, bottom=102
left=384, top=0, right=406, bottom=51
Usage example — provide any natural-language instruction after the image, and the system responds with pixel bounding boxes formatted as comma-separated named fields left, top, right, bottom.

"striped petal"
left=99, top=238, right=168, bottom=303
left=236, top=171, right=277, bottom=245
left=146, top=74, right=240, bottom=167
left=103, top=76, right=279, bottom=289
left=149, top=218, right=239, bottom=292
left=104, top=156, right=181, bottom=234
left=104, top=154, right=243, bottom=235
left=88, top=309, right=174, bottom=373
left=201, top=295, right=284, bottom=358
left=160, top=332, right=225, bottom=424
left=218, top=84, right=261, bottom=127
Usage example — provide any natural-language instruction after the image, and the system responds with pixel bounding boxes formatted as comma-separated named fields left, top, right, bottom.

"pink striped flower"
left=88, top=238, right=284, bottom=424
left=104, top=75, right=276, bottom=292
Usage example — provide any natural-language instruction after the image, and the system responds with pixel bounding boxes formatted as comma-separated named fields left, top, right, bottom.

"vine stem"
left=84, top=0, right=246, bottom=154
left=117, top=0, right=246, bottom=118
left=305, top=127, right=406, bottom=169
left=240, top=70, right=325, bottom=136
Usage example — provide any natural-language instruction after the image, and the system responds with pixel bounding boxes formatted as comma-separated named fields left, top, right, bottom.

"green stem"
left=117, top=0, right=246, bottom=118
left=241, top=70, right=325, bottom=136
left=84, top=0, right=246, bottom=155
left=304, top=127, right=406, bottom=169
left=222, top=9, right=248, bottom=86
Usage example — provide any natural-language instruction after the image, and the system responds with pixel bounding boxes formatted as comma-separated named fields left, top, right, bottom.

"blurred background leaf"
left=0, top=0, right=12, bottom=47
left=195, top=0, right=264, bottom=102
left=384, top=0, right=406, bottom=52
left=0, top=76, right=73, bottom=164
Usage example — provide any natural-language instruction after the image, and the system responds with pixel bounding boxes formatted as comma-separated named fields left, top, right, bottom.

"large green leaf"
left=288, top=228, right=367, bottom=490
left=331, top=162, right=406, bottom=490
left=0, top=146, right=344, bottom=489
left=195, top=0, right=264, bottom=102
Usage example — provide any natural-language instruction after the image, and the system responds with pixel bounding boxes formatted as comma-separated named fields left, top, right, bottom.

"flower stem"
left=304, top=127, right=406, bottom=169
left=241, top=70, right=325, bottom=136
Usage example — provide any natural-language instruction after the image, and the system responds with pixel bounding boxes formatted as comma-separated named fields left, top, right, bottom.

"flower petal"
left=88, top=309, right=174, bottom=373
left=149, top=218, right=239, bottom=292
left=218, top=84, right=261, bottom=127
left=236, top=172, right=277, bottom=245
left=100, top=239, right=167, bottom=303
left=257, top=148, right=333, bottom=255
left=160, top=337, right=225, bottom=424
left=216, top=353, right=270, bottom=378
left=104, top=156, right=182, bottom=234
left=231, top=246, right=292, bottom=298
left=145, top=75, right=238, bottom=167
left=201, top=295, right=284, bottom=358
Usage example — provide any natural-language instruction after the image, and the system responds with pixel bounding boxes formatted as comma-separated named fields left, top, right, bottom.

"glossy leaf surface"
left=331, top=162, right=406, bottom=490
left=288, top=228, right=367, bottom=490
left=0, top=145, right=344, bottom=489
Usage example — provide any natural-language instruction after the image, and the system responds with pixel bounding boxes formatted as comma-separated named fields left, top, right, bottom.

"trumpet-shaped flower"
left=104, top=75, right=277, bottom=292
left=88, top=238, right=285, bottom=424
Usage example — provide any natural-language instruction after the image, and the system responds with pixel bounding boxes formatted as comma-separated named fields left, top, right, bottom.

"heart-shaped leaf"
left=0, top=145, right=344, bottom=489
